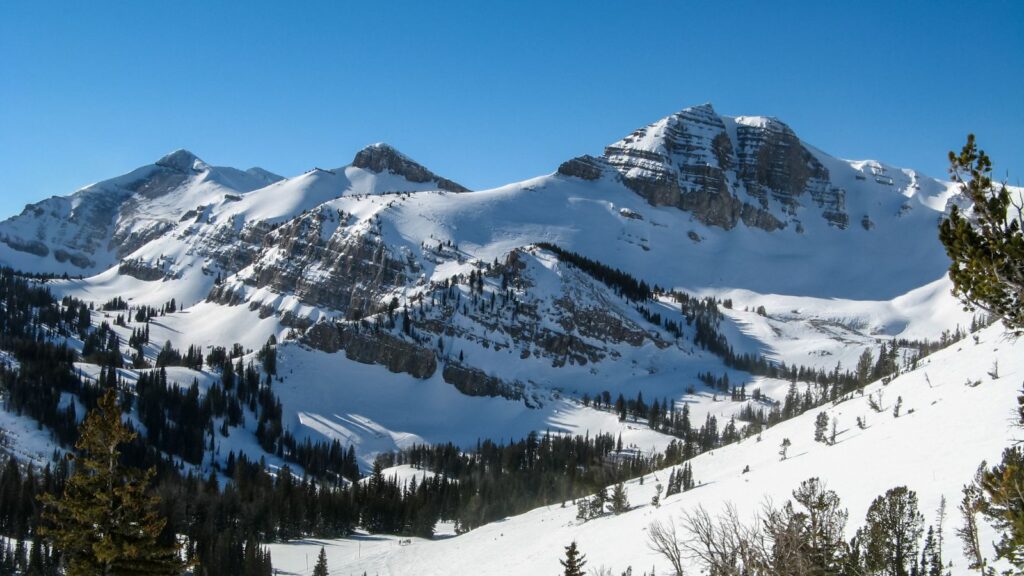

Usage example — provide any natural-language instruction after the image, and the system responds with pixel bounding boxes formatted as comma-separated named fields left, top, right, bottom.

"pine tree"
left=788, top=478, right=849, bottom=574
left=957, top=470, right=988, bottom=574
left=680, top=463, right=694, bottom=491
left=939, top=134, right=1024, bottom=334
left=560, top=541, right=587, bottom=576
left=978, top=446, right=1024, bottom=571
left=665, top=469, right=678, bottom=496
left=39, top=389, right=185, bottom=576
left=859, top=486, right=924, bottom=576
left=919, top=526, right=942, bottom=576
left=610, top=483, right=630, bottom=515
left=587, top=487, right=609, bottom=519
left=856, top=348, right=874, bottom=385
left=312, top=546, right=329, bottom=576
left=814, top=412, right=829, bottom=443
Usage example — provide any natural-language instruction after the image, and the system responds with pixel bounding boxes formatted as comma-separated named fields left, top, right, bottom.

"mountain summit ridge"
left=558, top=103, right=921, bottom=232
left=0, top=103, right=959, bottom=293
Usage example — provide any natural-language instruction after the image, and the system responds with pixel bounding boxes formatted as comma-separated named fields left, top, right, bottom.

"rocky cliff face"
left=226, top=238, right=672, bottom=399
left=303, top=322, right=438, bottom=379
left=732, top=117, right=847, bottom=228
left=0, top=187, right=130, bottom=272
left=217, top=207, right=416, bottom=319
left=352, top=143, right=469, bottom=193
left=561, top=104, right=851, bottom=232
left=442, top=363, right=524, bottom=401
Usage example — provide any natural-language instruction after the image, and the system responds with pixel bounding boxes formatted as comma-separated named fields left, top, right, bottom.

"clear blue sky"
left=2, top=1, right=1022, bottom=219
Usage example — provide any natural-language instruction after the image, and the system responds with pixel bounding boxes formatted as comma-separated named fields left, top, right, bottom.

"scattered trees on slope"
left=648, top=479, right=941, bottom=576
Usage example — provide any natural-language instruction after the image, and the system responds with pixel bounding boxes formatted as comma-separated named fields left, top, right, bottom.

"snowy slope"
left=268, top=323, right=1023, bottom=575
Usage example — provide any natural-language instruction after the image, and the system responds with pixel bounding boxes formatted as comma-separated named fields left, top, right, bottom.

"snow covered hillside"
left=268, top=323, right=1023, bottom=575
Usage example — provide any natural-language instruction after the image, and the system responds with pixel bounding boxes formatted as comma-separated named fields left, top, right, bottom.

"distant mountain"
left=0, top=102, right=976, bottom=466
left=559, top=103, right=956, bottom=233
left=3, top=104, right=1013, bottom=576
left=0, top=144, right=465, bottom=275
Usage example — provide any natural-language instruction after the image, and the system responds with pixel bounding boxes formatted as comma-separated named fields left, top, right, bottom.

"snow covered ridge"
left=2, top=102, right=957, bottom=282
left=564, top=103, right=960, bottom=233
left=0, top=143, right=461, bottom=277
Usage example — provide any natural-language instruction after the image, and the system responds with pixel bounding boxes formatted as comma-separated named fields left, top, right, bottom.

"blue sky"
left=1, top=1, right=1021, bottom=218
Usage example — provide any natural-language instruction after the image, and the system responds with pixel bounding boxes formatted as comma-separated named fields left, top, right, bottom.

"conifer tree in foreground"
left=859, top=486, right=923, bottom=576
left=969, top=405, right=1024, bottom=571
left=939, top=134, right=1024, bottom=334
left=312, top=546, right=329, bottom=576
left=40, top=389, right=185, bottom=576
left=560, top=541, right=587, bottom=576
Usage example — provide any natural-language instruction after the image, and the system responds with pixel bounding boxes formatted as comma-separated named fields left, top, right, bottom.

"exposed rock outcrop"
left=442, top=363, right=524, bottom=401
left=557, top=155, right=608, bottom=181
left=118, top=258, right=167, bottom=281
left=598, top=103, right=850, bottom=231
left=1, top=236, right=49, bottom=257
left=733, top=118, right=835, bottom=217
left=245, top=208, right=412, bottom=318
left=304, top=322, right=437, bottom=379
left=353, top=143, right=469, bottom=193
left=53, top=249, right=94, bottom=269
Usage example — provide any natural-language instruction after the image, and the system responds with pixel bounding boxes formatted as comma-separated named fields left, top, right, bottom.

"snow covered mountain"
left=1, top=101, right=1013, bottom=574
left=0, top=102, right=981, bottom=465
left=0, top=149, right=283, bottom=275
left=0, top=143, right=465, bottom=276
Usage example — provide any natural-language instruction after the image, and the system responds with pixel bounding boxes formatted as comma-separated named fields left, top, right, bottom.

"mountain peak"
left=682, top=102, right=717, bottom=115
left=155, top=149, right=207, bottom=173
left=351, top=143, right=469, bottom=193
left=245, top=166, right=284, bottom=184
left=732, top=114, right=789, bottom=131
left=351, top=142, right=414, bottom=172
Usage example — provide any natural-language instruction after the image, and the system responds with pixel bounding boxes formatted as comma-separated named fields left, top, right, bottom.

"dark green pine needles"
left=39, top=389, right=186, bottom=576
